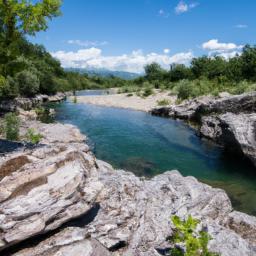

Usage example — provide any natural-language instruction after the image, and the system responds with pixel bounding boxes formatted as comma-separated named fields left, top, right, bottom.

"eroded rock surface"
left=0, top=92, right=70, bottom=113
left=0, top=120, right=256, bottom=256
left=200, top=113, right=256, bottom=166
left=151, top=92, right=256, bottom=168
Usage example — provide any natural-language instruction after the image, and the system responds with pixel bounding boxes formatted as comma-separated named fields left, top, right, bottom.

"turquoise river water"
left=53, top=90, right=256, bottom=215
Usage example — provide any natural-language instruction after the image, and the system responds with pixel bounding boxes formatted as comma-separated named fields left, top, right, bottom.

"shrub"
left=4, top=113, right=20, bottom=141
left=15, top=70, right=40, bottom=97
left=170, top=215, right=219, bottom=256
left=142, top=83, right=154, bottom=97
left=157, top=99, right=170, bottom=106
left=25, top=128, right=43, bottom=144
left=0, top=76, right=19, bottom=99
left=73, top=96, right=78, bottom=103
left=35, top=107, right=54, bottom=123
left=177, top=80, right=193, bottom=100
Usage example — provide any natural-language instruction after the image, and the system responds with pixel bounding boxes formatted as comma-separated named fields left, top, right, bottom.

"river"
left=53, top=90, right=256, bottom=215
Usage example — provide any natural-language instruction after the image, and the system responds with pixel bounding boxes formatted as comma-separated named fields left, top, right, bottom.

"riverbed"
left=53, top=90, right=256, bottom=215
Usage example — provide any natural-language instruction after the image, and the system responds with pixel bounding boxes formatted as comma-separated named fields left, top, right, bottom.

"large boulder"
left=0, top=93, right=68, bottom=113
left=200, top=113, right=256, bottom=166
left=151, top=92, right=256, bottom=121
left=0, top=120, right=256, bottom=255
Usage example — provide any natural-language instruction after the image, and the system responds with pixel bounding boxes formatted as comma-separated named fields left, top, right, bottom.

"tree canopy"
left=0, top=0, right=62, bottom=46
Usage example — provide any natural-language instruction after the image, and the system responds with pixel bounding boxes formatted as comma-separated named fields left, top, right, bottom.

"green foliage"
left=3, top=112, right=20, bottom=141
left=176, top=80, right=194, bottom=100
left=25, top=128, right=43, bottom=144
left=170, top=215, right=219, bottom=256
left=0, top=0, right=62, bottom=46
left=169, top=64, right=192, bottom=81
left=73, top=96, right=77, bottom=103
left=15, top=69, right=40, bottom=96
left=35, top=107, right=54, bottom=123
left=142, top=86, right=154, bottom=97
left=0, top=0, right=256, bottom=101
left=145, top=62, right=167, bottom=81
left=157, top=99, right=170, bottom=106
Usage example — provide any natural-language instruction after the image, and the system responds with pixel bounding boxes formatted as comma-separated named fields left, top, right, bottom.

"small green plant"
left=126, top=93, right=133, bottom=97
left=142, top=87, right=154, bottom=97
left=25, top=128, right=43, bottom=144
left=4, top=113, right=20, bottom=141
left=35, top=107, right=54, bottom=123
left=170, top=215, right=219, bottom=256
left=157, top=99, right=170, bottom=106
left=73, top=96, right=78, bottom=103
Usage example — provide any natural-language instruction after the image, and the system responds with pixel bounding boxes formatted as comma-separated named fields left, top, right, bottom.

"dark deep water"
left=53, top=90, right=256, bottom=215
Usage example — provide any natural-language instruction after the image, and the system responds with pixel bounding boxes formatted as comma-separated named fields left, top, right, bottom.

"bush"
left=35, top=107, right=54, bottom=123
left=4, top=113, right=20, bottom=141
left=177, top=80, right=193, bottom=100
left=25, top=128, right=43, bottom=144
left=15, top=70, right=40, bottom=97
left=0, top=76, right=19, bottom=99
left=170, top=215, right=219, bottom=256
left=73, top=96, right=78, bottom=103
left=157, top=99, right=170, bottom=106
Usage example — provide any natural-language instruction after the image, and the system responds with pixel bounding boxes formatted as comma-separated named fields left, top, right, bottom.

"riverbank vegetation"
left=116, top=45, right=256, bottom=100
left=1, top=1, right=256, bottom=102
left=0, top=0, right=119, bottom=100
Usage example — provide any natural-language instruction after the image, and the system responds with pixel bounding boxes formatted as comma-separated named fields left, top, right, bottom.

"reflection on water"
left=54, top=93, right=256, bottom=215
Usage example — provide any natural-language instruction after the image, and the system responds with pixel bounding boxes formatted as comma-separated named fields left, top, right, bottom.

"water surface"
left=54, top=91, right=256, bottom=215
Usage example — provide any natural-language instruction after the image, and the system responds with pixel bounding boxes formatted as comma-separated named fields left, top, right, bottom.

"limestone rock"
left=0, top=93, right=69, bottom=113
left=152, top=92, right=256, bottom=168
left=12, top=227, right=111, bottom=256
left=200, top=113, right=256, bottom=166
left=197, top=91, right=256, bottom=115
left=0, top=119, right=256, bottom=255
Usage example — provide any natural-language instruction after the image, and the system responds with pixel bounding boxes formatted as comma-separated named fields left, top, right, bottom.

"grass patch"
left=157, top=99, right=170, bottom=106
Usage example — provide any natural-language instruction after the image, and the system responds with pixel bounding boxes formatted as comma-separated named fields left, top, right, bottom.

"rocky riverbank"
left=151, top=92, right=256, bottom=169
left=0, top=115, right=256, bottom=255
left=0, top=92, right=72, bottom=113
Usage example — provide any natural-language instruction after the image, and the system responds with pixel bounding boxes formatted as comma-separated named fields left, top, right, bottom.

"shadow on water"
left=120, top=157, right=157, bottom=177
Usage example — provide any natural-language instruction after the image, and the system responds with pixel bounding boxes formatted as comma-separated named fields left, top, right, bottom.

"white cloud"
left=235, top=24, right=248, bottom=29
left=51, top=48, right=193, bottom=73
left=175, top=1, right=198, bottom=14
left=202, top=39, right=243, bottom=59
left=163, top=48, right=170, bottom=54
left=216, top=51, right=241, bottom=59
left=202, top=39, right=243, bottom=52
left=67, top=40, right=108, bottom=47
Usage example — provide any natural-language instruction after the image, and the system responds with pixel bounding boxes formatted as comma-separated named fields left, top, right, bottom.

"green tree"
left=144, top=62, right=166, bottom=81
left=15, top=69, right=39, bottom=96
left=240, top=45, right=256, bottom=81
left=169, top=64, right=193, bottom=81
left=0, top=0, right=62, bottom=47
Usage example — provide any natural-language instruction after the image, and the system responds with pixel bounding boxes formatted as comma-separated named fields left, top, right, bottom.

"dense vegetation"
left=0, top=1, right=255, bottom=102
left=0, top=0, right=122, bottom=100
left=118, top=45, right=256, bottom=100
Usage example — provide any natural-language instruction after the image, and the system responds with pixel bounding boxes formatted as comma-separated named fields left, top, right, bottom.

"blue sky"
left=30, top=0, right=256, bottom=73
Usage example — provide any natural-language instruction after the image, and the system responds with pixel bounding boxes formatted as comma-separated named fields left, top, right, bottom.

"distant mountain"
left=65, top=68, right=141, bottom=80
